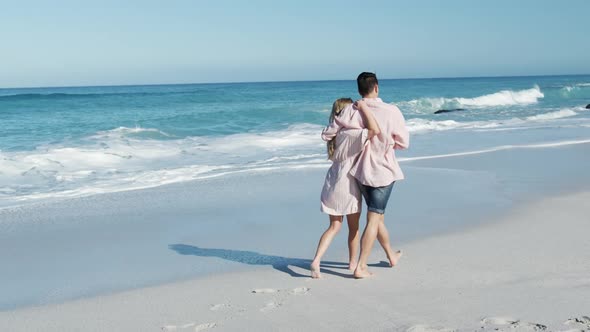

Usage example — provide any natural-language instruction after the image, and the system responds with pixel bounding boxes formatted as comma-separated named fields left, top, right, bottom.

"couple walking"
left=311, top=72, right=409, bottom=279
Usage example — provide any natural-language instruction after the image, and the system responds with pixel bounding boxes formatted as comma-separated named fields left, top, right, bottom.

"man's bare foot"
left=310, top=261, right=321, bottom=279
left=353, top=265, right=373, bottom=279
left=387, top=250, right=403, bottom=267
left=348, top=259, right=358, bottom=271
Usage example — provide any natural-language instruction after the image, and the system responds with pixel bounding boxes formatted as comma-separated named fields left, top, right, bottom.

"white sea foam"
left=561, top=85, right=577, bottom=92
left=312, top=108, right=331, bottom=113
left=405, top=106, right=588, bottom=133
left=399, top=139, right=590, bottom=162
left=0, top=124, right=329, bottom=205
left=406, top=119, right=460, bottom=132
left=5, top=135, right=590, bottom=207
left=208, top=123, right=322, bottom=152
left=92, top=126, right=174, bottom=139
left=400, top=86, right=544, bottom=112
left=405, top=118, right=510, bottom=133
left=456, top=86, right=543, bottom=106
left=560, top=83, right=590, bottom=97
left=525, top=109, right=578, bottom=121
left=560, top=85, right=581, bottom=96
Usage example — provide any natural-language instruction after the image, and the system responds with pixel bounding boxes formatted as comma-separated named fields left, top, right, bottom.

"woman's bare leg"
left=346, top=213, right=360, bottom=270
left=310, top=215, right=343, bottom=278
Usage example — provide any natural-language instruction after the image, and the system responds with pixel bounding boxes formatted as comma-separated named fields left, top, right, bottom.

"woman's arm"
left=354, top=100, right=381, bottom=139
left=321, top=118, right=342, bottom=141
left=321, top=103, right=354, bottom=141
left=322, top=104, right=365, bottom=141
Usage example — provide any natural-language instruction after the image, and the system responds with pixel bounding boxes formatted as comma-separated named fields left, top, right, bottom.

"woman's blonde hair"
left=327, top=98, right=353, bottom=159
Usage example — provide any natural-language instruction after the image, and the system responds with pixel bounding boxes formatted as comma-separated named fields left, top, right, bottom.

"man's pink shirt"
left=321, top=98, right=410, bottom=187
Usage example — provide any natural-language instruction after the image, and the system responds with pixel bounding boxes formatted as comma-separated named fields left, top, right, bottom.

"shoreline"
left=2, top=136, right=590, bottom=212
left=1, top=190, right=589, bottom=331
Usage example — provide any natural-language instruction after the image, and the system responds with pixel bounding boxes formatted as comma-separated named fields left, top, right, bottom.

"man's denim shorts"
left=358, top=181, right=395, bottom=214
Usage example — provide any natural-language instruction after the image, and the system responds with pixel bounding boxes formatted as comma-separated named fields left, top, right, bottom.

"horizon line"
left=1, top=72, right=589, bottom=90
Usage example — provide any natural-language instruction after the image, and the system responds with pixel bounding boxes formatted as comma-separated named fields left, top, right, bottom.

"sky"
left=1, top=0, right=589, bottom=88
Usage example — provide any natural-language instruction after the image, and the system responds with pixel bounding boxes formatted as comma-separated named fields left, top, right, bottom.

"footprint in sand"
left=562, top=316, right=590, bottom=332
left=481, top=316, right=520, bottom=326
left=252, top=287, right=310, bottom=294
left=481, top=317, right=547, bottom=331
left=253, top=287, right=310, bottom=312
left=259, top=300, right=282, bottom=313
left=251, top=288, right=279, bottom=294
left=194, top=322, right=217, bottom=331
left=209, top=303, right=231, bottom=311
left=405, top=324, right=456, bottom=332
left=565, top=316, right=590, bottom=326
left=289, top=287, right=310, bottom=295
left=515, top=323, right=547, bottom=331
left=162, top=323, right=194, bottom=331
left=162, top=322, right=217, bottom=331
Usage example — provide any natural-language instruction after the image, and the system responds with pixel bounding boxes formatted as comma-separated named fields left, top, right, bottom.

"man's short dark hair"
left=357, top=72, right=378, bottom=97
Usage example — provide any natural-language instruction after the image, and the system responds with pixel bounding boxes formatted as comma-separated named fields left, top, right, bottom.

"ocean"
left=1, top=75, right=590, bottom=207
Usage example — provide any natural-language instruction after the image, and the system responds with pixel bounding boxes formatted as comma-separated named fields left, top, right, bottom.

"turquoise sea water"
left=1, top=75, right=590, bottom=206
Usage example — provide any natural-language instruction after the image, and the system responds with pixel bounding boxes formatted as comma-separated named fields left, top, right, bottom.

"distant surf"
left=398, top=86, right=544, bottom=113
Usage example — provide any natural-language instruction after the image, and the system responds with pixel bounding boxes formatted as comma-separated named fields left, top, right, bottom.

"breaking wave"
left=399, top=86, right=544, bottom=113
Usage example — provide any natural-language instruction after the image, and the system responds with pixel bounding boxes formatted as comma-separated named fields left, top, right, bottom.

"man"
left=349, top=72, right=409, bottom=278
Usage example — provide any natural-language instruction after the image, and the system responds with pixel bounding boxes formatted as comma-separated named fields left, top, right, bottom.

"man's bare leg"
left=377, top=221, right=403, bottom=267
left=354, top=211, right=384, bottom=278
left=346, top=213, right=360, bottom=270
left=310, top=215, right=343, bottom=279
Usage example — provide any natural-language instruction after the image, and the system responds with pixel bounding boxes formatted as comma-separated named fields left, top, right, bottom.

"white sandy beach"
left=1, top=192, right=589, bottom=331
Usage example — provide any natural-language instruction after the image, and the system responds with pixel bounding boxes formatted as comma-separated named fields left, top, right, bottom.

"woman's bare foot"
left=387, top=250, right=403, bottom=267
left=353, top=265, right=373, bottom=279
left=348, top=259, right=358, bottom=271
left=310, top=261, right=321, bottom=279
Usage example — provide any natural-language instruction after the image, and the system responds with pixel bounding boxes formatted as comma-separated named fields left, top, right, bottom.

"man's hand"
left=354, top=100, right=381, bottom=138
left=354, top=100, right=368, bottom=110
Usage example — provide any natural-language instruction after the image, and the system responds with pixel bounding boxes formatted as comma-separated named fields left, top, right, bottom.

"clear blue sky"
left=1, top=0, right=589, bottom=88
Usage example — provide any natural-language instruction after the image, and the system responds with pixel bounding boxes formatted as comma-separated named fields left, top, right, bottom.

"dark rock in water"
left=586, top=104, right=590, bottom=109
left=434, top=108, right=466, bottom=114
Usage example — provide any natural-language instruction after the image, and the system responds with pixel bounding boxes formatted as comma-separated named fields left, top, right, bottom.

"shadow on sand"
left=169, top=244, right=390, bottom=278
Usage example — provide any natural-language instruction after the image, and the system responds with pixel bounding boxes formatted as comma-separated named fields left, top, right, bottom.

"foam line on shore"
left=399, top=139, right=590, bottom=162
left=2, top=138, right=590, bottom=209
